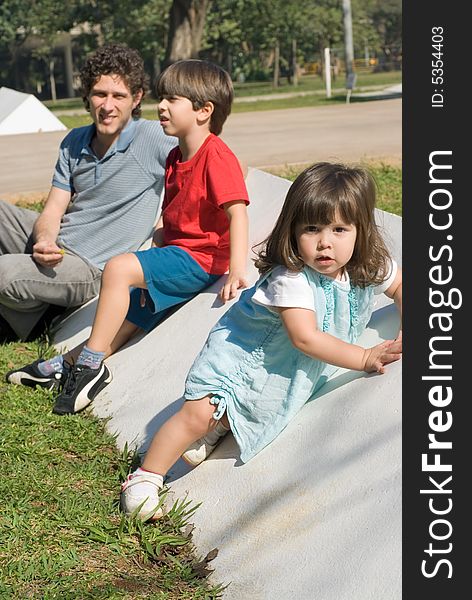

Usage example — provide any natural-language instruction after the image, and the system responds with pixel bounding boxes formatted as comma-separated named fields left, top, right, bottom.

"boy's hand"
left=32, top=240, right=65, bottom=268
left=362, top=338, right=402, bottom=374
left=220, top=271, right=248, bottom=303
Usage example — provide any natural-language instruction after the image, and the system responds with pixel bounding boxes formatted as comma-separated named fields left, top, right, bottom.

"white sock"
left=132, top=467, right=163, bottom=484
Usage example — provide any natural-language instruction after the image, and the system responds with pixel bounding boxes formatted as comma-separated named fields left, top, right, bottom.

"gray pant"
left=0, top=200, right=102, bottom=340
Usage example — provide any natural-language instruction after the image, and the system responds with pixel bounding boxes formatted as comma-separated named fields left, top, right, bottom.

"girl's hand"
left=219, top=271, right=248, bottom=303
left=362, top=339, right=402, bottom=374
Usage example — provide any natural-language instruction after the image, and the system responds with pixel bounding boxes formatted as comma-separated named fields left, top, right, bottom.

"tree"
left=82, top=0, right=171, bottom=80
left=0, top=0, right=77, bottom=97
left=352, top=0, right=402, bottom=68
left=164, top=0, right=209, bottom=66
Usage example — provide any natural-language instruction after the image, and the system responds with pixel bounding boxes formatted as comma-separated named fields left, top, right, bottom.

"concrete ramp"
left=0, top=87, right=67, bottom=135
left=53, top=169, right=402, bottom=600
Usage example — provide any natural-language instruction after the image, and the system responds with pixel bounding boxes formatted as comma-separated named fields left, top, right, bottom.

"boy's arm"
left=220, top=200, right=249, bottom=302
left=279, top=307, right=402, bottom=373
left=151, top=215, right=164, bottom=248
left=32, top=186, right=71, bottom=268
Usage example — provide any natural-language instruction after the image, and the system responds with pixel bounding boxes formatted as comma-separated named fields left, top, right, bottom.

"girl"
left=121, top=162, right=402, bottom=521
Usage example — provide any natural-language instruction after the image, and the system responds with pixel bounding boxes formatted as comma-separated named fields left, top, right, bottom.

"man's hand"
left=32, top=240, right=65, bottom=268
left=219, top=270, right=248, bottom=303
left=31, top=185, right=70, bottom=268
left=362, top=338, right=402, bottom=374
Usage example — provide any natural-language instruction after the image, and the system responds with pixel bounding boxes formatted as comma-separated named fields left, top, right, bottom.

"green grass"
left=232, top=70, right=401, bottom=97
left=0, top=340, right=225, bottom=599
left=264, top=162, right=402, bottom=216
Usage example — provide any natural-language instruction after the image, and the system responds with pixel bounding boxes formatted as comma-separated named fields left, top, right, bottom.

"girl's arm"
left=220, top=200, right=249, bottom=302
left=279, top=307, right=402, bottom=374
left=384, top=266, right=402, bottom=340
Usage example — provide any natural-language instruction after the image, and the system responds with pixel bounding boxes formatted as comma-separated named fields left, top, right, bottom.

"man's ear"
left=133, top=89, right=144, bottom=109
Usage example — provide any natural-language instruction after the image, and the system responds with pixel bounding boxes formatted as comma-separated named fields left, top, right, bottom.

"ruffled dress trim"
left=319, top=275, right=359, bottom=330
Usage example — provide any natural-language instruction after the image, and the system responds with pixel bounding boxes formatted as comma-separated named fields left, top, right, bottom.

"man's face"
left=88, top=74, right=143, bottom=142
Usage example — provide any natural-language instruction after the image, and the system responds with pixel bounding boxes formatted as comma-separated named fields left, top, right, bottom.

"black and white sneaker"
left=5, top=359, right=64, bottom=391
left=52, top=363, right=112, bottom=415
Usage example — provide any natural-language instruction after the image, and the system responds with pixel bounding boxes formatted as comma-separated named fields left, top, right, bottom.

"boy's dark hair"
left=80, top=44, right=149, bottom=118
left=155, top=59, right=233, bottom=135
left=254, top=162, right=392, bottom=288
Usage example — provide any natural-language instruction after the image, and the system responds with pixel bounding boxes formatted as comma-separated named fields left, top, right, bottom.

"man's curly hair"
left=80, top=44, right=149, bottom=118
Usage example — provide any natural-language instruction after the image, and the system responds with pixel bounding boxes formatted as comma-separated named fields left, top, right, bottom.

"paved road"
left=0, top=98, right=401, bottom=196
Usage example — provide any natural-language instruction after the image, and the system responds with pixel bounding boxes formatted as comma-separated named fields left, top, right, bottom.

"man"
left=0, top=43, right=176, bottom=342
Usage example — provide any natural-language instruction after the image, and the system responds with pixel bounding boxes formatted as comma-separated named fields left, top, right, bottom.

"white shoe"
left=182, top=421, right=229, bottom=466
left=120, top=470, right=164, bottom=521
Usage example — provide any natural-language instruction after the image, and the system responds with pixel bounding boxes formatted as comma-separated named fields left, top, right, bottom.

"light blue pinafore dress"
left=185, top=267, right=376, bottom=462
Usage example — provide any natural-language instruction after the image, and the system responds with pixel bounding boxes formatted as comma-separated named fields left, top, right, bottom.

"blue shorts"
left=126, top=245, right=221, bottom=332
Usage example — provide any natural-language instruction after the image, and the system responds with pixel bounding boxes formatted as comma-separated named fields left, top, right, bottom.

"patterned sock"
left=37, top=354, right=64, bottom=376
left=76, top=345, right=105, bottom=370
left=204, top=421, right=230, bottom=445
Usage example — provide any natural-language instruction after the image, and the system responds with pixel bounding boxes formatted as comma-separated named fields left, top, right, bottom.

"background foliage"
left=0, top=0, right=401, bottom=99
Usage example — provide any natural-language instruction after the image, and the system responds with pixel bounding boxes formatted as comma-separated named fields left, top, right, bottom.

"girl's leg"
left=142, top=396, right=223, bottom=476
left=86, top=253, right=146, bottom=353
left=121, top=398, right=228, bottom=520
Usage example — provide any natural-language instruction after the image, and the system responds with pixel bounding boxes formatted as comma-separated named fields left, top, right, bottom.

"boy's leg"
left=85, top=253, right=146, bottom=353
left=6, top=319, right=141, bottom=393
left=61, top=319, right=140, bottom=366
left=47, top=255, right=145, bottom=415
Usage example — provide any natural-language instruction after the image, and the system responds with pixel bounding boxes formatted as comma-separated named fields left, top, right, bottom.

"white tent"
left=0, top=87, right=67, bottom=136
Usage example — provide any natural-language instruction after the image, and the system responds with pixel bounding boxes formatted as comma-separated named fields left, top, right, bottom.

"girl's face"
left=296, top=214, right=357, bottom=280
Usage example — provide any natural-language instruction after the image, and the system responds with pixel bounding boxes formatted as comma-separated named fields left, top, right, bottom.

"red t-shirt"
left=162, top=134, right=249, bottom=274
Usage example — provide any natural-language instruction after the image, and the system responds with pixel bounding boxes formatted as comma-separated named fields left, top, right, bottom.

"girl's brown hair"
left=155, top=59, right=233, bottom=135
left=254, top=162, right=392, bottom=287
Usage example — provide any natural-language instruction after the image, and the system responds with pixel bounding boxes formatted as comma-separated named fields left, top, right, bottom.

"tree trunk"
left=291, top=38, right=298, bottom=86
left=164, top=0, right=209, bottom=66
left=273, top=40, right=280, bottom=88
left=49, top=59, right=57, bottom=102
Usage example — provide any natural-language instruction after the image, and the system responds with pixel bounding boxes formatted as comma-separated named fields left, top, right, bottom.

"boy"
left=6, top=59, right=249, bottom=416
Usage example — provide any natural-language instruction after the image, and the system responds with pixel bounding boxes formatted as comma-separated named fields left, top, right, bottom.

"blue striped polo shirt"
left=53, top=118, right=177, bottom=269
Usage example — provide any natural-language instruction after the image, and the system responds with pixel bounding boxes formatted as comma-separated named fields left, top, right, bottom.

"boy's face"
left=158, top=95, right=207, bottom=138
left=88, top=74, right=142, bottom=143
